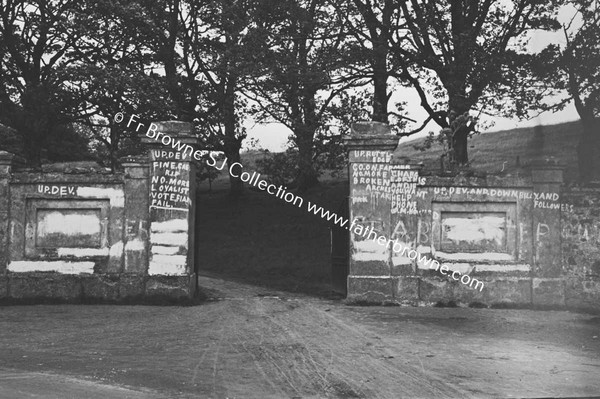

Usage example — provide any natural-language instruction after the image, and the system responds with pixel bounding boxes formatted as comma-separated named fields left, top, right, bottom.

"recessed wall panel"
left=440, top=211, right=506, bottom=253
left=25, top=199, right=110, bottom=258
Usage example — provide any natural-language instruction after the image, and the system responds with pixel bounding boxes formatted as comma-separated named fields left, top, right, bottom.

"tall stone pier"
left=141, top=121, right=199, bottom=298
left=344, top=122, right=399, bottom=303
left=340, top=121, right=600, bottom=310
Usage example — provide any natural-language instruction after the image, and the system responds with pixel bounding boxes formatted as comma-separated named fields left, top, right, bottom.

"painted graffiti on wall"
left=352, top=150, right=391, bottom=163
left=533, top=192, right=560, bottom=209
left=37, top=185, right=77, bottom=196
left=562, top=220, right=600, bottom=245
left=36, top=185, right=125, bottom=207
left=351, top=163, right=391, bottom=203
left=150, top=161, right=191, bottom=211
left=432, top=187, right=531, bottom=198
left=536, top=222, right=550, bottom=243
left=391, top=214, right=438, bottom=248
left=350, top=151, right=393, bottom=204
left=352, top=217, right=385, bottom=242
left=390, top=166, right=426, bottom=215
left=560, top=191, right=600, bottom=276
left=431, top=185, right=561, bottom=210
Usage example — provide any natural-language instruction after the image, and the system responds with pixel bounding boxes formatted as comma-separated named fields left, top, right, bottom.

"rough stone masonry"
left=0, top=121, right=198, bottom=302
left=343, top=121, right=600, bottom=311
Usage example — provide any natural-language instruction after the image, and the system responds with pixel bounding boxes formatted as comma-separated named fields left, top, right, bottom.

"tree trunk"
left=371, top=42, right=388, bottom=123
left=20, top=85, right=52, bottom=168
left=295, top=129, right=319, bottom=192
left=225, top=144, right=243, bottom=195
left=223, top=75, right=243, bottom=197
left=162, top=0, right=191, bottom=121
left=21, top=124, right=43, bottom=167
left=450, top=124, right=469, bottom=166
left=447, top=93, right=472, bottom=166
left=577, top=117, right=600, bottom=183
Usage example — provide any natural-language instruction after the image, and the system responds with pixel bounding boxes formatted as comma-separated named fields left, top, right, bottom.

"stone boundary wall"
left=561, top=186, right=600, bottom=311
left=344, top=122, right=600, bottom=311
left=0, top=121, right=198, bottom=303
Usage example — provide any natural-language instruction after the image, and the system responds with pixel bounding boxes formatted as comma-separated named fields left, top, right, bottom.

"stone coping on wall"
left=10, top=173, right=126, bottom=183
left=8, top=157, right=152, bottom=182
left=420, top=173, right=533, bottom=187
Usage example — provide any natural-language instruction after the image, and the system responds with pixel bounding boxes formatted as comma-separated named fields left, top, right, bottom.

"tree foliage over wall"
left=0, top=0, right=596, bottom=187
left=526, top=0, right=599, bottom=182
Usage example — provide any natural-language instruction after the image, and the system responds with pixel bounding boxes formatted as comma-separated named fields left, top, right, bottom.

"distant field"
left=396, top=120, right=582, bottom=182
left=200, top=120, right=582, bottom=192
left=195, top=120, right=583, bottom=295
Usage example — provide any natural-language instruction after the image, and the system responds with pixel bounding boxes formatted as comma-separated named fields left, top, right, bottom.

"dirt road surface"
left=0, top=275, right=599, bottom=398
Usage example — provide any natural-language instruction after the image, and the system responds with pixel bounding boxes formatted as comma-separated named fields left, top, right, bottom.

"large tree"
left=529, top=0, right=599, bottom=182
left=0, top=0, right=95, bottom=165
left=182, top=0, right=254, bottom=195
left=337, top=0, right=399, bottom=123
left=69, top=1, right=175, bottom=170
left=388, top=0, right=560, bottom=166
left=140, top=0, right=257, bottom=196
left=245, top=0, right=361, bottom=191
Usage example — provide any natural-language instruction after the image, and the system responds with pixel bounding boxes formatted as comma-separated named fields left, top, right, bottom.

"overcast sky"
left=244, top=101, right=579, bottom=152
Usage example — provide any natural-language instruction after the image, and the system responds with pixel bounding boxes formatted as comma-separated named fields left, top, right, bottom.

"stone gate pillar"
left=531, top=161, right=564, bottom=305
left=121, top=156, right=150, bottom=274
left=344, top=122, right=398, bottom=303
left=0, top=152, right=14, bottom=275
left=0, top=152, right=24, bottom=296
left=140, top=121, right=199, bottom=298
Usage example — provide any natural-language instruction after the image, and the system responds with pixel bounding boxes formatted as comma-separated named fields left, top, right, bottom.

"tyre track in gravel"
left=250, top=297, right=469, bottom=398
left=197, top=277, right=471, bottom=399
left=192, top=275, right=600, bottom=398
left=2, top=275, right=598, bottom=398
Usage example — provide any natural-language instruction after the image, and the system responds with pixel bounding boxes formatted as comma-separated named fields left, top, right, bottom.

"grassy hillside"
left=396, top=120, right=582, bottom=182
left=200, top=120, right=583, bottom=193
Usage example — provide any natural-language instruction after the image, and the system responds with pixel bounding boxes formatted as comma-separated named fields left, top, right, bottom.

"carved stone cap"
left=140, top=120, right=199, bottom=146
left=0, top=150, right=26, bottom=169
left=351, top=121, right=392, bottom=136
left=529, top=158, right=564, bottom=184
left=528, top=157, right=563, bottom=168
left=120, top=155, right=149, bottom=166
left=151, top=121, right=194, bottom=136
left=344, top=122, right=398, bottom=152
